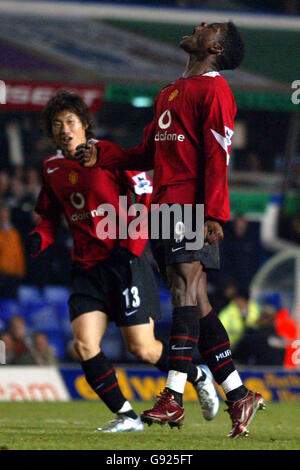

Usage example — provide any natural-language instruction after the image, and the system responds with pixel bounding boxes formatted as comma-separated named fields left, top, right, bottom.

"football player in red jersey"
left=75, top=22, right=266, bottom=437
left=26, top=90, right=219, bottom=433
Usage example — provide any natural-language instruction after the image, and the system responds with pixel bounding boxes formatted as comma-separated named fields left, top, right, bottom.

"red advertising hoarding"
left=1, top=80, right=105, bottom=112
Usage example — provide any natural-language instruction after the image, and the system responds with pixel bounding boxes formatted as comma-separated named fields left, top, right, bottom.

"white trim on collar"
left=202, top=71, right=220, bottom=77
left=47, top=150, right=64, bottom=161
left=47, top=141, right=99, bottom=162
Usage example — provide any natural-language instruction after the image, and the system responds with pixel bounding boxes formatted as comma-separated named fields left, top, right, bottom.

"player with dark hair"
left=26, top=90, right=220, bottom=433
left=75, top=21, right=266, bottom=438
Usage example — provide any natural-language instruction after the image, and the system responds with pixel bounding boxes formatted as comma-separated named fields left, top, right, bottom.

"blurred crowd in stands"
left=0, top=315, right=80, bottom=365
left=0, top=165, right=73, bottom=294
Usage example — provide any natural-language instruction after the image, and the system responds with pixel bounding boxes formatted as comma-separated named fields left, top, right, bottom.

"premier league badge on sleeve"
left=132, top=172, right=153, bottom=195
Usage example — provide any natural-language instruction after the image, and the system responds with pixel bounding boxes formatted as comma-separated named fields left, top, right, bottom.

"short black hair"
left=43, top=90, right=94, bottom=139
left=215, top=21, right=245, bottom=71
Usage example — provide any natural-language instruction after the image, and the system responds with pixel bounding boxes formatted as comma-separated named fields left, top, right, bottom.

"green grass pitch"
left=0, top=401, right=299, bottom=450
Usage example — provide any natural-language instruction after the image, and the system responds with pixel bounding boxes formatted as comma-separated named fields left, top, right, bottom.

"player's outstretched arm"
left=74, top=121, right=156, bottom=171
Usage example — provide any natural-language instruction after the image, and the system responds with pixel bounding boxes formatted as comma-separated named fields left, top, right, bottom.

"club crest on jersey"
left=168, top=89, right=179, bottom=102
left=69, top=171, right=78, bottom=185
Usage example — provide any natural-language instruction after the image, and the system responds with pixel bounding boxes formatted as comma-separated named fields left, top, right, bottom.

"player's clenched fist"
left=74, top=142, right=98, bottom=167
left=204, top=220, right=224, bottom=245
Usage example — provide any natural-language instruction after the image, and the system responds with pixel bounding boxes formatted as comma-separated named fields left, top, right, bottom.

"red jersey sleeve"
left=30, top=166, right=62, bottom=253
left=201, top=82, right=236, bottom=223
left=96, top=120, right=155, bottom=171
left=117, top=170, right=153, bottom=256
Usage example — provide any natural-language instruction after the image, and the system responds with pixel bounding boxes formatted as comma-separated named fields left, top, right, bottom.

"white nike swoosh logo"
left=171, top=345, right=192, bottom=350
left=125, top=309, right=138, bottom=317
left=95, top=383, right=104, bottom=391
left=171, top=246, right=184, bottom=253
left=166, top=411, right=178, bottom=418
left=47, top=167, right=59, bottom=174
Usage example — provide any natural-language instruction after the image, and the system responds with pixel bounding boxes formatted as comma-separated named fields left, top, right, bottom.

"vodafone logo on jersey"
left=70, top=192, right=85, bottom=210
left=70, top=194, right=103, bottom=222
left=158, top=110, right=172, bottom=129
left=155, top=110, right=185, bottom=142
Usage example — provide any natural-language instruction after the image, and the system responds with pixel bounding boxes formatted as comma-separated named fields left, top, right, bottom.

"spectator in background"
left=31, top=332, right=57, bottom=365
left=5, top=176, right=25, bottom=209
left=8, top=315, right=34, bottom=364
left=0, top=171, right=10, bottom=200
left=13, top=169, right=41, bottom=236
left=246, top=151, right=262, bottom=172
left=0, top=205, right=26, bottom=297
left=13, top=165, right=24, bottom=181
left=233, top=303, right=286, bottom=366
left=219, top=213, right=265, bottom=292
left=0, top=331, right=16, bottom=364
left=65, top=339, right=80, bottom=363
left=210, top=281, right=238, bottom=314
left=28, top=136, right=55, bottom=169
left=274, top=306, right=299, bottom=368
left=6, top=177, right=29, bottom=235
left=25, top=168, right=41, bottom=200
left=279, top=212, right=300, bottom=245
left=218, top=290, right=260, bottom=351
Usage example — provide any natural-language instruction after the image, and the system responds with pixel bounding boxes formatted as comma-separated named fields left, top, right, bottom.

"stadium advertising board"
left=2, top=80, right=104, bottom=112
left=60, top=367, right=300, bottom=403
left=1, top=367, right=300, bottom=402
left=0, top=367, right=70, bottom=401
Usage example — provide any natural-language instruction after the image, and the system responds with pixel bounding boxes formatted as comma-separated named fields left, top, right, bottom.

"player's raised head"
left=180, top=21, right=244, bottom=71
left=43, top=90, right=94, bottom=158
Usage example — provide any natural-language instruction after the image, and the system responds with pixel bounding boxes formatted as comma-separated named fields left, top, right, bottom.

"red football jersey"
left=31, top=142, right=153, bottom=269
left=98, top=72, right=236, bottom=223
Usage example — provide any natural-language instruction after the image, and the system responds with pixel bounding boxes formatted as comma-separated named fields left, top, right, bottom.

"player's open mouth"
left=61, top=136, right=73, bottom=145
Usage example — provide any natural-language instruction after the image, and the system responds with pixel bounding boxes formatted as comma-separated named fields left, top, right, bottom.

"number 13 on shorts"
left=122, top=286, right=141, bottom=310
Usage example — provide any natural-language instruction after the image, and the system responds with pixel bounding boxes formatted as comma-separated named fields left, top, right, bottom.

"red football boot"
left=141, top=389, right=184, bottom=428
left=225, top=390, right=266, bottom=438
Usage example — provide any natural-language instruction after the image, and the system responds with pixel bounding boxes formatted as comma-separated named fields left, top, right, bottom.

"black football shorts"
left=68, top=247, right=161, bottom=326
left=149, top=204, right=220, bottom=276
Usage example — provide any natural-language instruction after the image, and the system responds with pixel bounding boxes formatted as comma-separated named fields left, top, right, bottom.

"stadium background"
left=0, top=0, right=299, bottom=405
